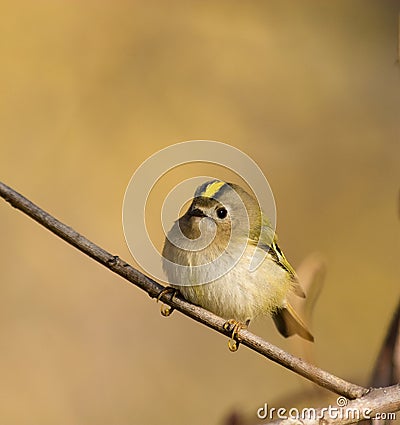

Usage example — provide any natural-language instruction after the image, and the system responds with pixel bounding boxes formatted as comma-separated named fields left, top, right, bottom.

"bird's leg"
left=156, top=287, right=178, bottom=317
left=223, top=319, right=249, bottom=352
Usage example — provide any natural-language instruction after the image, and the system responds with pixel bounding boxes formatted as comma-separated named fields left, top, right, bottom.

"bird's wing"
left=250, top=224, right=306, bottom=298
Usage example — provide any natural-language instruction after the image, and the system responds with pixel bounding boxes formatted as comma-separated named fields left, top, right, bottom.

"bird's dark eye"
left=216, top=207, right=228, bottom=219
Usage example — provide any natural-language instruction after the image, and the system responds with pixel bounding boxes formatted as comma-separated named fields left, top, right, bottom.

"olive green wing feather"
left=249, top=222, right=306, bottom=298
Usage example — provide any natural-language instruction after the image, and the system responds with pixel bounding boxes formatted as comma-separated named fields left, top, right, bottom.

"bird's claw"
left=223, top=319, right=247, bottom=352
left=157, top=287, right=177, bottom=317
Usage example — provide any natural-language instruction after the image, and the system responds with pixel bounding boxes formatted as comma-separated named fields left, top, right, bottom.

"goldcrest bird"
left=162, top=180, right=313, bottom=347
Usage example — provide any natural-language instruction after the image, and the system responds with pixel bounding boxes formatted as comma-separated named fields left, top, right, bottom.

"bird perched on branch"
left=162, top=180, right=313, bottom=350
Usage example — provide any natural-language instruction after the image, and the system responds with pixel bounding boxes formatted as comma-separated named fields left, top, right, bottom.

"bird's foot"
left=223, top=319, right=247, bottom=352
left=156, top=287, right=178, bottom=317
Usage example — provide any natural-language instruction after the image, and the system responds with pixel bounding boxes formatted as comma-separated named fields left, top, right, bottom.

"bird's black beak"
left=188, top=208, right=206, bottom=218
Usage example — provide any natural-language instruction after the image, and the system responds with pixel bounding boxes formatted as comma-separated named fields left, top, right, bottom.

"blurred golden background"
left=0, top=1, right=399, bottom=424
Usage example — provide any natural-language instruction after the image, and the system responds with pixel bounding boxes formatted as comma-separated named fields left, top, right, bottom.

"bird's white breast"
left=163, top=244, right=293, bottom=323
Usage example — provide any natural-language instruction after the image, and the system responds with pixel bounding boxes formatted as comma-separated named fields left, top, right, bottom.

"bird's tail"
left=272, top=302, right=314, bottom=342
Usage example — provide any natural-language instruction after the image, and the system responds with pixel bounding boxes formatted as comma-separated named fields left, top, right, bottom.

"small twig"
left=0, top=181, right=372, bottom=400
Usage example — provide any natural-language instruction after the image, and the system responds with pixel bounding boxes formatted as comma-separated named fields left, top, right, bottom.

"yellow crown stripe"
left=201, top=181, right=225, bottom=198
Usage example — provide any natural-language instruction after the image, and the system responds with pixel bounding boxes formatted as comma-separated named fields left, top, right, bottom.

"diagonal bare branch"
left=0, top=181, right=377, bottom=402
